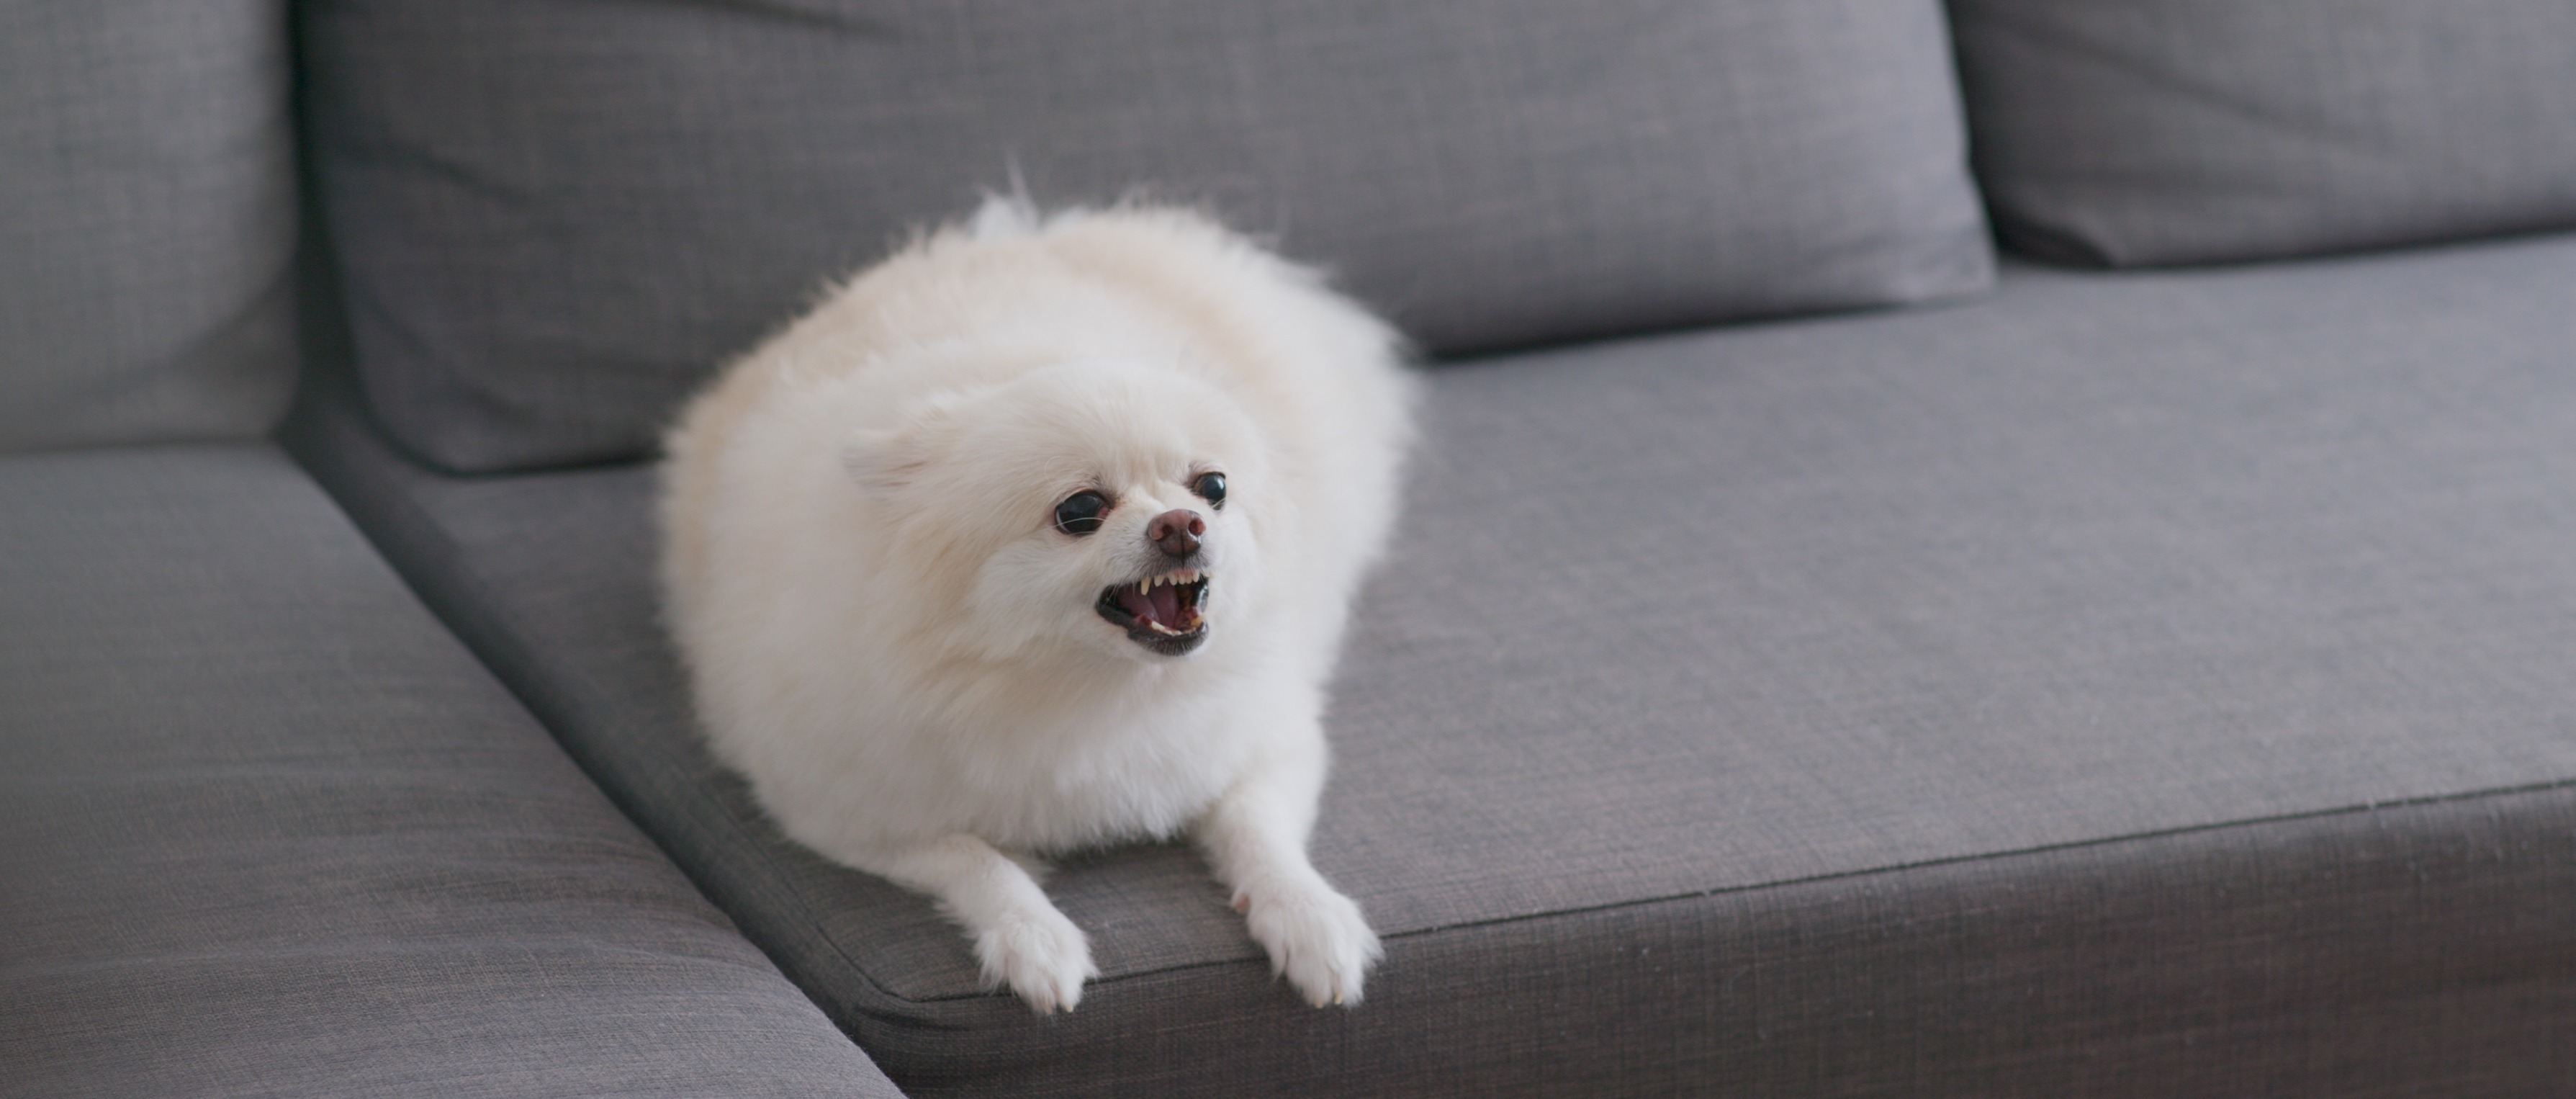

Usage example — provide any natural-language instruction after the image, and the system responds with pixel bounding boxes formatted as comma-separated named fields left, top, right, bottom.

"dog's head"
left=845, top=360, right=1273, bottom=667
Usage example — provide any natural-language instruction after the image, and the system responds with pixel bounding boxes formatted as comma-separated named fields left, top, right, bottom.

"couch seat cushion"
left=291, top=233, right=2576, bottom=1096
left=0, top=444, right=899, bottom=1098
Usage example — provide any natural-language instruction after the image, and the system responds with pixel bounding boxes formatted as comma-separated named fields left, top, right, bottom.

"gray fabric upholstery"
left=300, top=0, right=1993, bottom=474
left=0, top=445, right=901, bottom=1098
left=287, top=232, right=2576, bottom=1095
left=1950, top=0, right=2576, bottom=266
left=0, top=2, right=300, bottom=452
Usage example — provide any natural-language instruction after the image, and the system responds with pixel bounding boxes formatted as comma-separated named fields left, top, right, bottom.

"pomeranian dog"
left=658, top=199, right=1413, bottom=1013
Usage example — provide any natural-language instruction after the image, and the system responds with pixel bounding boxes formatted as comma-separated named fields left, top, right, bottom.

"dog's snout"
left=1148, top=508, right=1204, bottom=558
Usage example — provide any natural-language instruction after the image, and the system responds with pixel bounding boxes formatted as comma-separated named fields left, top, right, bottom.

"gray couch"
left=9, top=1, right=2575, bottom=1095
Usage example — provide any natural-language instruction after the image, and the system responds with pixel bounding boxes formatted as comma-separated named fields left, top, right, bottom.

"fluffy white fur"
left=659, top=201, right=1413, bottom=1013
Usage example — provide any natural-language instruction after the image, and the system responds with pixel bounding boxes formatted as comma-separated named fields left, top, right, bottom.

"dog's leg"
left=861, top=833, right=1097, bottom=1013
left=1195, top=727, right=1383, bottom=1007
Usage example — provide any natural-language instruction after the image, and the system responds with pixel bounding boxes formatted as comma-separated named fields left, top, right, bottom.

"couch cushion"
left=1950, top=0, right=2576, bottom=266
left=0, top=445, right=900, bottom=1098
left=300, top=0, right=1994, bottom=474
left=0, top=2, right=299, bottom=452
left=288, top=232, right=2576, bottom=1095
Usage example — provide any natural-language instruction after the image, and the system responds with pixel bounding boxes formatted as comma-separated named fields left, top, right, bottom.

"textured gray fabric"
left=1950, top=0, right=2576, bottom=266
left=289, top=230, right=2576, bottom=1094
left=300, top=0, right=1994, bottom=474
left=0, top=2, right=299, bottom=452
left=0, top=446, right=901, bottom=1098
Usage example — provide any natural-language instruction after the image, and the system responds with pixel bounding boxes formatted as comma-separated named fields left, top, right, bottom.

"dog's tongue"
left=1116, top=583, right=1185, bottom=629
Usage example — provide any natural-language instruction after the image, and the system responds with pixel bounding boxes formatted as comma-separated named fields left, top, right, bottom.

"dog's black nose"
left=1148, top=508, right=1204, bottom=558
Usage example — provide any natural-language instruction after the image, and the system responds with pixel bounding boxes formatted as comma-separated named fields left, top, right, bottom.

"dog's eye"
left=1191, top=472, right=1227, bottom=509
left=1053, top=490, right=1110, bottom=536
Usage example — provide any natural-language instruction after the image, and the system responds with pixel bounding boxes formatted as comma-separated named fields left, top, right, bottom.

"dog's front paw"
left=1239, top=878, right=1382, bottom=1008
left=974, top=904, right=1099, bottom=1014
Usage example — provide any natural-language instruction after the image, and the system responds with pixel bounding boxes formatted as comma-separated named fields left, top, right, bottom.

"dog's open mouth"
left=1096, top=569, right=1210, bottom=655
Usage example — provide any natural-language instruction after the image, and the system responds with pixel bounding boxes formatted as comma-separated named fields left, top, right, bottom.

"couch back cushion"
left=1950, top=0, right=2576, bottom=266
left=302, top=0, right=1994, bottom=474
left=0, top=1, right=299, bottom=452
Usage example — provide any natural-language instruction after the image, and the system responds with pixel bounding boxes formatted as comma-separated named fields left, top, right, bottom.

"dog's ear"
left=842, top=400, right=959, bottom=493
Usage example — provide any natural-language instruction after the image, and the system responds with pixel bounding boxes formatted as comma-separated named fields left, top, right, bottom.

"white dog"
left=658, top=200, right=1413, bottom=1013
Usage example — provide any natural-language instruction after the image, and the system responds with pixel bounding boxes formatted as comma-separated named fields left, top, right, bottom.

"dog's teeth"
left=1139, top=579, right=1151, bottom=595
